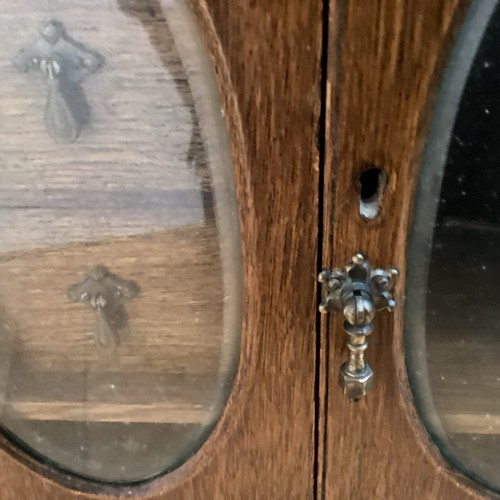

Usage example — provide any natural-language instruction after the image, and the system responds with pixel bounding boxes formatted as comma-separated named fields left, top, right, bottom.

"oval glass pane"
left=405, top=1, right=500, bottom=491
left=0, top=0, right=241, bottom=484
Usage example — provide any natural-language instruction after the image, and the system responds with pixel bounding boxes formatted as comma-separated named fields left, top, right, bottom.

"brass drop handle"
left=318, top=253, right=398, bottom=402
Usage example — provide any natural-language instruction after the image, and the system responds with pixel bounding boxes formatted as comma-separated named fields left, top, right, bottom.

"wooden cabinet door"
left=320, top=1, right=500, bottom=499
left=0, top=1, right=323, bottom=498
left=6, top=1, right=500, bottom=499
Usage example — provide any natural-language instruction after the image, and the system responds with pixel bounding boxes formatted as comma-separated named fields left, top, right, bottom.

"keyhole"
left=358, top=167, right=387, bottom=220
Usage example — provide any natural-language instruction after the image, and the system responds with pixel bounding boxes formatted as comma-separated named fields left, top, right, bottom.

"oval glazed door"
left=0, top=0, right=322, bottom=498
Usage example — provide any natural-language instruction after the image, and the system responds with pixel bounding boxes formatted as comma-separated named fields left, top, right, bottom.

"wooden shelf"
left=1, top=371, right=220, bottom=424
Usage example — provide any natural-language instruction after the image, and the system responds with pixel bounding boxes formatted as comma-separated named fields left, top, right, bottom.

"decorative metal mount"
left=68, top=266, right=139, bottom=351
left=318, top=253, right=398, bottom=402
left=13, top=19, right=104, bottom=144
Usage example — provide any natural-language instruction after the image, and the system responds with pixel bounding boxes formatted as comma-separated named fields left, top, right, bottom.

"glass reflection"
left=0, top=0, right=241, bottom=484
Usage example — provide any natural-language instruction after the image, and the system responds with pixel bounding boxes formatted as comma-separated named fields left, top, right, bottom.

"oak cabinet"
left=0, top=1, right=499, bottom=499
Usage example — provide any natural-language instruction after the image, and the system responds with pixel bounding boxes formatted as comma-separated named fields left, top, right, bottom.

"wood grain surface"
left=0, top=0, right=323, bottom=498
left=321, top=1, right=497, bottom=499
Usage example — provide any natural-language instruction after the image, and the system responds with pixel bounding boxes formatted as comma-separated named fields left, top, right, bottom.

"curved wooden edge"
left=322, top=0, right=499, bottom=499
left=0, top=0, right=323, bottom=499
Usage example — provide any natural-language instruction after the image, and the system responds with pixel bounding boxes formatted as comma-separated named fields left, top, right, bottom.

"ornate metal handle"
left=13, top=19, right=104, bottom=143
left=68, top=266, right=139, bottom=351
left=318, top=253, right=398, bottom=402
